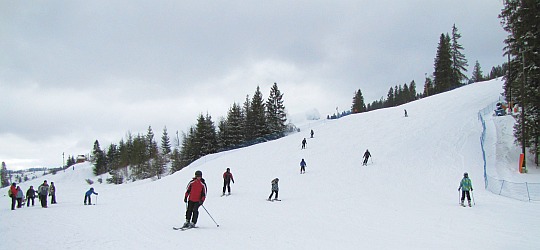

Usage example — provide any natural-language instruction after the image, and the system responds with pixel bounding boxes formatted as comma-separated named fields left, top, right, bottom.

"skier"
left=222, top=168, right=234, bottom=196
left=458, top=172, right=473, bottom=207
left=362, top=149, right=371, bottom=166
left=8, top=183, right=17, bottom=210
left=38, top=180, right=49, bottom=208
left=49, top=182, right=57, bottom=204
left=26, top=186, right=36, bottom=207
left=404, top=109, right=408, bottom=117
left=16, top=186, right=24, bottom=208
left=267, top=178, right=280, bottom=201
left=310, top=129, right=314, bottom=138
left=300, top=159, right=307, bottom=174
left=183, top=170, right=207, bottom=228
left=84, top=187, right=98, bottom=205
left=301, top=138, right=307, bottom=149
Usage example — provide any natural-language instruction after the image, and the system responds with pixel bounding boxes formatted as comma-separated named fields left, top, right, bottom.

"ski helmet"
left=463, top=172, right=468, bottom=177
left=195, top=170, right=202, bottom=177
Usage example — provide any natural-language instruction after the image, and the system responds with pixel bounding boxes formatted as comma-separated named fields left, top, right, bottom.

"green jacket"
left=459, top=178, right=473, bottom=191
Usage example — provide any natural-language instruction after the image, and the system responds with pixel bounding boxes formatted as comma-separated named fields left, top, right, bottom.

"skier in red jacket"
left=222, top=168, right=234, bottom=196
left=183, top=170, right=207, bottom=228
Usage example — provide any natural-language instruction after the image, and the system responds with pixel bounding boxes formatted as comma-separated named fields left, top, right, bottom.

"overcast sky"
left=1, top=0, right=507, bottom=170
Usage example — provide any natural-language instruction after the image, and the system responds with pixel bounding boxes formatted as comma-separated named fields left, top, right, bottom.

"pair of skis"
left=173, top=226, right=197, bottom=231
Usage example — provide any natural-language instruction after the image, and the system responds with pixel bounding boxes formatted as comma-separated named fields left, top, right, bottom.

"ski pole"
left=370, top=157, right=373, bottom=164
left=471, top=190, right=475, bottom=205
left=95, top=195, right=98, bottom=205
left=201, top=204, right=220, bottom=227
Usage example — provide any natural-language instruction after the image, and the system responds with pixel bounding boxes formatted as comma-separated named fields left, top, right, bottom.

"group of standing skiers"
left=7, top=180, right=56, bottom=210
left=7, top=179, right=101, bottom=210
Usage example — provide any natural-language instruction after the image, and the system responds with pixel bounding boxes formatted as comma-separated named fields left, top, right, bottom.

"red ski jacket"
left=185, top=178, right=207, bottom=202
left=223, top=172, right=234, bottom=183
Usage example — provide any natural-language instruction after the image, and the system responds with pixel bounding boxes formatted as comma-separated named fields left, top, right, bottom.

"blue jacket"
left=300, top=160, right=307, bottom=167
left=85, top=188, right=98, bottom=196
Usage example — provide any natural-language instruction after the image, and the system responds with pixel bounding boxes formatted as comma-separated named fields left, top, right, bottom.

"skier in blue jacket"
left=300, top=159, right=307, bottom=174
left=84, top=187, right=98, bottom=205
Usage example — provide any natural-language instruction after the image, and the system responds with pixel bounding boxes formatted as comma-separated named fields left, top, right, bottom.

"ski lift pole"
left=201, top=204, right=220, bottom=227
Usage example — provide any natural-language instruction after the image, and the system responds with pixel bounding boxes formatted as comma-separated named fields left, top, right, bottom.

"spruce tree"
left=433, top=33, right=453, bottom=94
left=246, top=87, right=267, bottom=142
left=92, top=140, right=107, bottom=176
left=386, top=87, right=395, bottom=107
left=266, top=82, right=287, bottom=137
left=352, top=88, right=367, bottom=113
left=450, top=24, right=468, bottom=87
left=500, top=0, right=540, bottom=164
left=471, top=60, right=484, bottom=83
left=1, top=162, right=9, bottom=187
left=161, top=126, right=171, bottom=156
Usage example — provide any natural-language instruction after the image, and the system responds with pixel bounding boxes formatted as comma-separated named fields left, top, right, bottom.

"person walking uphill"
left=458, top=172, right=473, bottom=207
left=8, top=183, right=17, bottom=210
left=38, top=180, right=49, bottom=208
left=302, top=138, right=307, bottom=149
left=222, top=168, right=234, bottom=196
left=84, top=187, right=98, bottom=205
left=183, top=170, right=207, bottom=228
left=267, top=178, right=280, bottom=201
left=362, top=149, right=371, bottom=166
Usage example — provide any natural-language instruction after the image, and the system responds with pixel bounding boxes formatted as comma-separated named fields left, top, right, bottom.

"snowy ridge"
left=1, top=78, right=539, bottom=249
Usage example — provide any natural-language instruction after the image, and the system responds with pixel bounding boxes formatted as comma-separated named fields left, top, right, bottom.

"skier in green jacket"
left=458, top=172, right=473, bottom=207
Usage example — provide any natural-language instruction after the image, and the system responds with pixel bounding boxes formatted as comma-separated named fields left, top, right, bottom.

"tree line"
left=91, top=83, right=289, bottom=183
left=500, top=0, right=540, bottom=166
left=351, top=24, right=506, bottom=115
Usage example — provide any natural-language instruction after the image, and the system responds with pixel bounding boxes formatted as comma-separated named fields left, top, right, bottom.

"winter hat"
left=464, top=172, right=468, bottom=177
left=195, top=170, right=203, bottom=177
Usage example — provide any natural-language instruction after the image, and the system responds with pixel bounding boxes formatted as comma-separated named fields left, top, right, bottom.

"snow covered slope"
left=1, top=78, right=539, bottom=249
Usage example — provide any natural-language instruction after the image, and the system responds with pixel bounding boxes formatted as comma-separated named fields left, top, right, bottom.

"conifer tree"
left=161, top=126, right=172, bottom=156
left=266, top=82, right=287, bottom=136
left=1, top=162, right=9, bottom=187
left=92, top=140, right=107, bottom=175
left=423, top=76, right=434, bottom=97
left=433, top=33, right=453, bottom=94
left=386, top=87, right=395, bottom=107
left=471, top=60, right=484, bottom=83
left=500, top=0, right=540, bottom=164
left=245, top=87, right=267, bottom=141
left=409, top=80, right=417, bottom=101
left=450, top=24, right=468, bottom=87
left=352, top=88, right=367, bottom=113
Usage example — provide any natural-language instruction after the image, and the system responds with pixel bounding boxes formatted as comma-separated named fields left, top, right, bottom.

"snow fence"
left=478, top=100, right=540, bottom=202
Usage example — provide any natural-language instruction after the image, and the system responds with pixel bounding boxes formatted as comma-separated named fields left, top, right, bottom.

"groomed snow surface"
left=2, top=78, right=539, bottom=249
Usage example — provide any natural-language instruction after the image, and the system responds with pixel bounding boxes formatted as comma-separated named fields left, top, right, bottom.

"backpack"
left=8, top=188, right=12, bottom=197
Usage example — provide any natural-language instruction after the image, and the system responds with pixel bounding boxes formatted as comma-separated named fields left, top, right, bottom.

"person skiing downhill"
left=84, top=187, right=98, bottom=205
left=222, top=168, right=235, bottom=196
left=362, top=149, right=371, bottom=166
left=183, top=170, right=207, bottom=228
left=300, top=159, right=307, bottom=174
left=267, top=178, right=280, bottom=201
left=301, top=138, right=307, bottom=149
left=310, top=129, right=314, bottom=138
left=458, top=172, right=473, bottom=207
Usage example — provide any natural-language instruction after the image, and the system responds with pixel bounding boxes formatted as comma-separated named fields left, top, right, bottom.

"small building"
left=76, top=155, right=87, bottom=163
